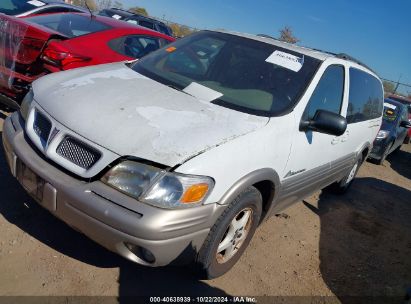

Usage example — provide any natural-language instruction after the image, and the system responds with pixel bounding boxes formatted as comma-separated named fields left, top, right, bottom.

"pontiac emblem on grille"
left=48, top=127, right=60, bottom=145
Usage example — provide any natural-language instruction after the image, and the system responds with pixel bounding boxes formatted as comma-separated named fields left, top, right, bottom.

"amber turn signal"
left=166, top=46, right=176, bottom=53
left=181, top=183, right=209, bottom=203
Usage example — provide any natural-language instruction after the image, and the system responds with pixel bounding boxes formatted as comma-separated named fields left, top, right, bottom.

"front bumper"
left=369, top=138, right=388, bottom=160
left=2, top=113, right=225, bottom=266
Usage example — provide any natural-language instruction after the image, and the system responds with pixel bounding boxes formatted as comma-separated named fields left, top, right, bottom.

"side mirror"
left=400, top=120, right=411, bottom=128
left=300, top=110, right=347, bottom=136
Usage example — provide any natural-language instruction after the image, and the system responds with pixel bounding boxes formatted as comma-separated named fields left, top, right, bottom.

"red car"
left=0, top=13, right=175, bottom=108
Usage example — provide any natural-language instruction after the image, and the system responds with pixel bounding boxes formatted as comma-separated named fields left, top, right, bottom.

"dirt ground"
left=0, top=111, right=410, bottom=302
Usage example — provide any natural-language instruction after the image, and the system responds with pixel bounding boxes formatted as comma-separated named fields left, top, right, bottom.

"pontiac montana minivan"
left=2, top=30, right=384, bottom=278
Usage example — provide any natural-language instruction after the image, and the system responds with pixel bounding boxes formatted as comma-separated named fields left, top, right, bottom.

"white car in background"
left=0, top=0, right=86, bottom=17
left=2, top=30, right=383, bottom=278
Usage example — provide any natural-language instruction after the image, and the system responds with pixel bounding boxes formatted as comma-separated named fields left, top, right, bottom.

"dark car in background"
left=386, top=94, right=411, bottom=143
left=0, top=0, right=86, bottom=17
left=369, top=99, right=411, bottom=164
left=98, top=8, right=173, bottom=37
left=98, top=7, right=134, bottom=20
left=124, top=14, right=173, bottom=36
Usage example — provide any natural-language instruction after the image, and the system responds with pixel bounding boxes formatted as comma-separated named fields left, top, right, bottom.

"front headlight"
left=101, top=161, right=161, bottom=198
left=20, top=88, right=34, bottom=120
left=376, top=130, right=389, bottom=139
left=101, top=161, right=214, bottom=209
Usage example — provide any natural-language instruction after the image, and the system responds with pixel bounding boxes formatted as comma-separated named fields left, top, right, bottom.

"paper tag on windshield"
left=27, top=0, right=46, bottom=7
left=265, top=50, right=304, bottom=72
left=112, top=14, right=122, bottom=19
left=384, top=102, right=396, bottom=110
left=183, top=82, right=223, bottom=102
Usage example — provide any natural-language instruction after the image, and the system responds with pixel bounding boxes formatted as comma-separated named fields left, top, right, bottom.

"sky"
left=121, top=0, right=411, bottom=94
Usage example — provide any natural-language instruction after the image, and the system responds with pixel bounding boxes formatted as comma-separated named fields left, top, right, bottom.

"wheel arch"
left=217, top=168, right=281, bottom=222
left=357, top=141, right=372, bottom=160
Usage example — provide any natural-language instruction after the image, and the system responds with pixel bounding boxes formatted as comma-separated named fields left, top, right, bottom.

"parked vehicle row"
left=98, top=8, right=173, bottom=36
left=369, top=98, right=411, bottom=164
left=0, top=12, right=174, bottom=108
left=2, top=30, right=387, bottom=278
left=1, top=1, right=174, bottom=37
left=386, top=94, right=411, bottom=144
left=97, top=7, right=134, bottom=20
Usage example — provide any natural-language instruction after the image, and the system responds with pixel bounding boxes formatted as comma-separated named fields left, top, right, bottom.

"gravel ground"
left=0, top=111, right=410, bottom=302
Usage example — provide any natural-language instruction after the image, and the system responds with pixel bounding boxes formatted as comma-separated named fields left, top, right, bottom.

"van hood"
left=32, top=62, right=269, bottom=166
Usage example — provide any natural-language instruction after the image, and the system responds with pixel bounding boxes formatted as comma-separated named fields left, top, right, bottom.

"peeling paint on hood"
left=32, top=62, right=269, bottom=166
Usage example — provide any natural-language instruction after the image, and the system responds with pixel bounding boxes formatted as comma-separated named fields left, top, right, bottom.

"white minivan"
left=2, top=30, right=383, bottom=278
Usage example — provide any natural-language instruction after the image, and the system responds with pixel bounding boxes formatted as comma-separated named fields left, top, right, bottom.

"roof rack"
left=257, top=34, right=280, bottom=41
left=257, top=34, right=336, bottom=55
left=336, top=53, right=378, bottom=75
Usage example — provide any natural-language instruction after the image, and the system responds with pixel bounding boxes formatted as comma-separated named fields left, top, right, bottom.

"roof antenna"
left=84, top=0, right=94, bottom=19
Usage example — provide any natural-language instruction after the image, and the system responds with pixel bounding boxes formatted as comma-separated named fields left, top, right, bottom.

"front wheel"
left=377, top=142, right=393, bottom=165
left=329, top=155, right=362, bottom=194
left=195, top=186, right=262, bottom=279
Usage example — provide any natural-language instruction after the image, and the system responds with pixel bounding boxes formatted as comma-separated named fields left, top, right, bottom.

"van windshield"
left=132, top=31, right=321, bottom=116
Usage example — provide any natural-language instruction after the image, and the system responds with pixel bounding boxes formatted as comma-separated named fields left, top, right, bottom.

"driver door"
left=279, top=64, right=349, bottom=209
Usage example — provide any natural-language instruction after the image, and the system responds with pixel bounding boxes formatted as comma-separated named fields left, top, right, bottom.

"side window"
left=108, top=35, right=161, bottom=59
left=157, top=24, right=170, bottom=35
left=139, top=20, right=155, bottom=30
left=347, top=68, right=383, bottom=123
left=304, top=65, right=344, bottom=120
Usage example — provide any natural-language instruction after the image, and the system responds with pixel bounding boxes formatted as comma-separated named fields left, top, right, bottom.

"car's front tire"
left=329, top=155, right=363, bottom=194
left=195, top=186, right=262, bottom=279
left=377, top=141, right=393, bottom=165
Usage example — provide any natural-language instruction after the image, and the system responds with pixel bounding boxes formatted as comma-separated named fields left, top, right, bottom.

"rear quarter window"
left=346, top=68, right=383, bottom=124
left=26, top=13, right=112, bottom=38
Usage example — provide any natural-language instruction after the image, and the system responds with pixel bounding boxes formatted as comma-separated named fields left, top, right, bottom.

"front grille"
left=56, top=136, right=101, bottom=169
left=33, top=111, right=51, bottom=143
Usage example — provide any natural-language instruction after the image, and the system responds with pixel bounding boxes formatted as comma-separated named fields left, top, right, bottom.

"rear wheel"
left=195, top=186, right=262, bottom=279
